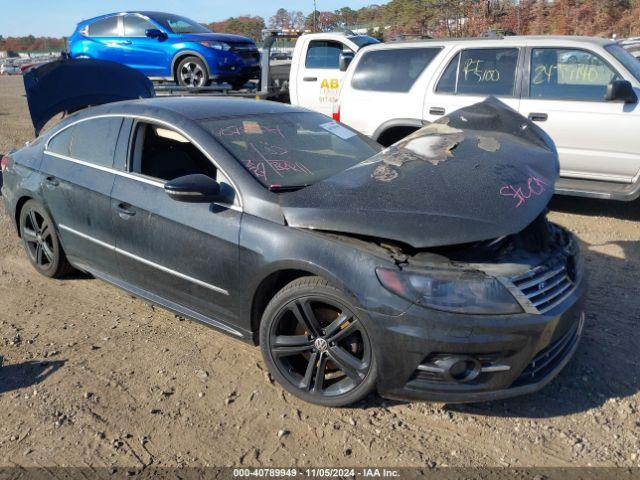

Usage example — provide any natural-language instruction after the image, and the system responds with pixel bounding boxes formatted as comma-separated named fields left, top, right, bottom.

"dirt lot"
left=0, top=75, right=639, bottom=469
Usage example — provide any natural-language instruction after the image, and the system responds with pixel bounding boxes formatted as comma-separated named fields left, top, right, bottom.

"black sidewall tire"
left=176, top=56, right=210, bottom=87
left=19, top=200, right=71, bottom=278
left=259, top=276, right=378, bottom=407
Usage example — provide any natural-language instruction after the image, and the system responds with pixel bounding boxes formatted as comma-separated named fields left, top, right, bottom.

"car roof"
left=74, top=96, right=310, bottom=122
left=79, top=11, right=181, bottom=25
left=361, top=35, right=615, bottom=50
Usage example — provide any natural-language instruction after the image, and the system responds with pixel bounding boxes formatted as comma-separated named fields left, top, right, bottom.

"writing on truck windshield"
left=200, top=113, right=381, bottom=190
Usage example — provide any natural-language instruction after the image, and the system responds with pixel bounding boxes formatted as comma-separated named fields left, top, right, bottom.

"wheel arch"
left=14, top=195, right=35, bottom=237
left=171, top=50, right=211, bottom=82
left=372, top=118, right=425, bottom=147
left=249, top=263, right=354, bottom=344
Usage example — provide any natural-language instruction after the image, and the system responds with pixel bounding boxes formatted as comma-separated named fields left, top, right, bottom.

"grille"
left=513, top=315, right=582, bottom=386
left=510, top=255, right=577, bottom=314
left=229, top=44, right=260, bottom=62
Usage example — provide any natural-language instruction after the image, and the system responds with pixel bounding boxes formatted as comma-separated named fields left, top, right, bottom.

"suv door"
left=296, top=39, right=354, bottom=117
left=121, top=14, right=169, bottom=77
left=519, top=47, right=640, bottom=182
left=40, top=116, right=127, bottom=276
left=425, top=47, right=522, bottom=121
left=110, top=120, right=242, bottom=333
left=84, top=15, right=128, bottom=64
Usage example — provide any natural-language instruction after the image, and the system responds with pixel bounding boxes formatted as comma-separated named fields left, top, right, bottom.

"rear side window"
left=352, top=48, right=441, bottom=92
left=305, top=41, right=350, bottom=69
left=436, top=48, right=519, bottom=96
left=124, top=15, right=155, bottom=37
left=530, top=48, right=619, bottom=101
left=47, top=117, right=124, bottom=168
left=88, top=16, right=119, bottom=37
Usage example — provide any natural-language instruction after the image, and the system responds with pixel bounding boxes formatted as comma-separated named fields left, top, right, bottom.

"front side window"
left=200, top=112, right=381, bottom=190
left=124, top=15, right=155, bottom=37
left=47, top=117, right=124, bottom=168
left=149, top=13, right=211, bottom=34
left=88, top=16, right=119, bottom=37
left=305, top=41, right=351, bottom=69
left=129, top=122, right=217, bottom=182
left=352, top=48, right=441, bottom=92
left=435, top=48, right=519, bottom=96
left=530, top=48, right=619, bottom=101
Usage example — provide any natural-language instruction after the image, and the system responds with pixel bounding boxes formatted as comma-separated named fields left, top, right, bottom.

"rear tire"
left=19, top=200, right=73, bottom=278
left=259, top=276, right=377, bottom=407
left=176, top=56, right=210, bottom=87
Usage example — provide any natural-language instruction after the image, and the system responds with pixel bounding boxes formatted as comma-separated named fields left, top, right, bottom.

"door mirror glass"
left=164, top=174, right=221, bottom=203
left=145, top=28, right=166, bottom=40
left=605, top=79, right=638, bottom=103
left=339, top=52, right=354, bottom=72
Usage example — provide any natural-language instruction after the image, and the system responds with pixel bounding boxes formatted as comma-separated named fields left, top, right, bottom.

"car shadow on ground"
left=447, top=197, right=640, bottom=418
left=0, top=359, right=66, bottom=395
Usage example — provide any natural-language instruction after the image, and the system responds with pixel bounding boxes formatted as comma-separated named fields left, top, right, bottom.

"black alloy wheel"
left=260, top=277, right=377, bottom=407
left=19, top=200, right=72, bottom=278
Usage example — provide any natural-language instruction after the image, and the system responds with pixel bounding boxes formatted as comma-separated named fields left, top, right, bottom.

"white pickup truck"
left=331, top=36, right=640, bottom=201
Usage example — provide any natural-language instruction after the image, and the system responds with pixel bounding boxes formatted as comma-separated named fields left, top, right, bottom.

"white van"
left=335, top=36, right=640, bottom=201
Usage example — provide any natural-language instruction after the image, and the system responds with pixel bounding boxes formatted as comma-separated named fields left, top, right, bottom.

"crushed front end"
left=369, top=218, right=586, bottom=403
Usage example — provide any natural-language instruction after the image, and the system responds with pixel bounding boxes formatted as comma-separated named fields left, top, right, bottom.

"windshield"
left=349, top=35, right=380, bottom=48
left=606, top=44, right=640, bottom=82
left=150, top=13, right=211, bottom=34
left=201, top=112, right=382, bottom=190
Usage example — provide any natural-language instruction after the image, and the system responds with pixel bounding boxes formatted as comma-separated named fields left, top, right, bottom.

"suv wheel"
left=19, top=200, right=73, bottom=278
left=260, top=276, right=377, bottom=407
left=176, top=56, right=209, bottom=87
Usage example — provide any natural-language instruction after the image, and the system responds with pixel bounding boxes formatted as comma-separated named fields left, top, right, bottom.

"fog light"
left=434, top=356, right=481, bottom=383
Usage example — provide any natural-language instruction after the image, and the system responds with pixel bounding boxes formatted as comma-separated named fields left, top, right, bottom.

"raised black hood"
left=23, top=58, right=155, bottom=136
left=280, top=98, right=559, bottom=249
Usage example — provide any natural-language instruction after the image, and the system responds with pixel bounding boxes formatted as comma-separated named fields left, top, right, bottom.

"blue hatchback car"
left=68, top=11, right=261, bottom=89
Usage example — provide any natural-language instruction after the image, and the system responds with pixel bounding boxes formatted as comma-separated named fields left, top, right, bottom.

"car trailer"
left=153, top=28, right=305, bottom=101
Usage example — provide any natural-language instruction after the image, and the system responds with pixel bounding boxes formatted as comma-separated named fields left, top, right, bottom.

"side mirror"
left=339, top=52, right=355, bottom=72
left=605, top=79, right=637, bottom=103
left=164, top=174, right=221, bottom=203
left=145, top=28, right=166, bottom=40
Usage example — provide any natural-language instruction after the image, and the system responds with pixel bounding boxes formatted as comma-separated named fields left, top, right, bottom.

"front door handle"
left=120, top=40, right=132, bottom=45
left=44, top=176, right=59, bottom=187
left=429, top=107, right=446, bottom=116
left=528, top=112, right=548, bottom=122
left=115, top=203, right=136, bottom=218
left=303, top=77, right=318, bottom=82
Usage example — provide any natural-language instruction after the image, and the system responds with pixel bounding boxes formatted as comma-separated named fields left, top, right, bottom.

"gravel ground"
left=0, top=75, right=639, bottom=469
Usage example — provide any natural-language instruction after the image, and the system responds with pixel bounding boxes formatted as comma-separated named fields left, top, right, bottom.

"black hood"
left=280, top=98, right=559, bottom=249
left=23, top=58, right=155, bottom=136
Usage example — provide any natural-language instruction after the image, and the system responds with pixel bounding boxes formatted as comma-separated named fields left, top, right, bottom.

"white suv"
left=335, top=36, right=640, bottom=201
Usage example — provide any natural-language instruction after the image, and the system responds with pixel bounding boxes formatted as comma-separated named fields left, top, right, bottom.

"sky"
left=0, top=0, right=381, bottom=37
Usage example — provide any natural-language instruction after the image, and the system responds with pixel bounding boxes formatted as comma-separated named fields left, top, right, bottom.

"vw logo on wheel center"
left=314, top=338, right=329, bottom=352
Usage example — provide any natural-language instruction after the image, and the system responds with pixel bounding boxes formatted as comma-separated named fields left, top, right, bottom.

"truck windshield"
left=605, top=44, right=640, bottom=82
left=150, top=13, right=212, bottom=34
left=200, top=112, right=381, bottom=190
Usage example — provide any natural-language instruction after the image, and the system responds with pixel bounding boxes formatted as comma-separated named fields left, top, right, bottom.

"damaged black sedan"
left=2, top=60, right=586, bottom=407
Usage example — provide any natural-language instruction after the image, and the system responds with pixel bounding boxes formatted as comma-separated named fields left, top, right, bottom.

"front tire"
left=259, top=276, right=377, bottom=407
left=19, top=200, right=73, bottom=278
left=176, top=56, right=210, bottom=88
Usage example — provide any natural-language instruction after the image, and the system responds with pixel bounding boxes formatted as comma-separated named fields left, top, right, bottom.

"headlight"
left=200, top=41, right=231, bottom=51
left=376, top=267, right=523, bottom=315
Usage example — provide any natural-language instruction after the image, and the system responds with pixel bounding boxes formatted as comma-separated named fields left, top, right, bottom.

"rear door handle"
left=528, top=112, right=548, bottom=122
left=115, top=203, right=136, bottom=218
left=120, top=40, right=132, bottom=45
left=44, top=176, right=59, bottom=187
left=303, top=77, right=318, bottom=82
left=429, top=107, right=446, bottom=116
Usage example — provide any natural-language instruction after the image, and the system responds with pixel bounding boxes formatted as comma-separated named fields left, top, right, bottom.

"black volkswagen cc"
left=1, top=59, right=586, bottom=407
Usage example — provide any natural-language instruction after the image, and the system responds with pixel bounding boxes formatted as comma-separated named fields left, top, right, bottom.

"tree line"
left=3, top=1, right=640, bottom=53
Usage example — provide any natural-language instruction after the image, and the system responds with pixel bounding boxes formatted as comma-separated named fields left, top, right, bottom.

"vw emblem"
left=314, top=338, right=329, bottom=352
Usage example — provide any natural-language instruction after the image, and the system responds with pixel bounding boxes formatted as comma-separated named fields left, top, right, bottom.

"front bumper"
left=368, top=271, right=587, bottom=403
